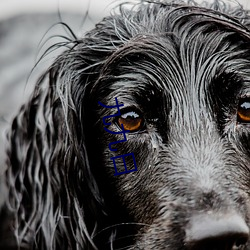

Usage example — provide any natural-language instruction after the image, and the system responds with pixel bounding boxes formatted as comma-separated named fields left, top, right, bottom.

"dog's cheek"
left=227, top=125, right=250, bottom=163
left=105, top=135, right=163, bottom=223
left=237, top=130, right=250, bottom=158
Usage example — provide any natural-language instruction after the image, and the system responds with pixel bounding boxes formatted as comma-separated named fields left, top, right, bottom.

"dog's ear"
left=3, top=18, right=122, bottom=248
left=4, top=68, right=98, bottom=248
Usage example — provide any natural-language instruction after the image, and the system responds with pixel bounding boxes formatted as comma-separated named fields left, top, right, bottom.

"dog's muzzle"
left=185, top=213, right=249, bottom=250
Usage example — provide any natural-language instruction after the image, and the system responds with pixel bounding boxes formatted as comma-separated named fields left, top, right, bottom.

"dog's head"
left=4, top=1, right=250, bottom=249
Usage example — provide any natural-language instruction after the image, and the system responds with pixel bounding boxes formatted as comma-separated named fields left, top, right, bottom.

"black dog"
left=2, top=0, right=250, bottom=249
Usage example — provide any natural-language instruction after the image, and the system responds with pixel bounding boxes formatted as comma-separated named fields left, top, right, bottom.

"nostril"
left=185, top=213, right=249, bottom=250
left=187, top=233, right=248, bottom=250
left=235, top=235, right=248, bottom=248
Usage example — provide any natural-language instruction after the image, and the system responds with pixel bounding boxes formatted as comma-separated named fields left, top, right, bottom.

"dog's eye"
left=117, top=110, right=144, bottom=132
left=237, top=99, right=250, bottom=123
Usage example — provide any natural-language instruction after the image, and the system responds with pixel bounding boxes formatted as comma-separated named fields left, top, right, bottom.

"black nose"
left=185, top=213, right=249, bottom=250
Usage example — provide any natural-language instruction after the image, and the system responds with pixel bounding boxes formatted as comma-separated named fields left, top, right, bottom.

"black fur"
left=2, top=0, right=250, bottom=249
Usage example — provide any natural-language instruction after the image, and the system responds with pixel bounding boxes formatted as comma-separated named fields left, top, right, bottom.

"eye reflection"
left=117, top=110, right=144, bottom=132
left=237, top=98, right=250, bottom=123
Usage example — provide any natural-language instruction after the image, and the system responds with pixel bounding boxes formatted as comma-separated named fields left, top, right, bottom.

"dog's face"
left=4, top=1, right=250, bottom=250
left=87, top=3, right=250, bottom=249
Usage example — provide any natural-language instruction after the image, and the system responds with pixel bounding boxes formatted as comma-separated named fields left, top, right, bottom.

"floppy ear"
left=2, top=18, right=123, bottom=248
left=4, top=68, right=96, bottom=248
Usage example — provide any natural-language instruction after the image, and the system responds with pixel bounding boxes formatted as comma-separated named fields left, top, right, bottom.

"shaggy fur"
left=2, top=0, right=250, bottom=249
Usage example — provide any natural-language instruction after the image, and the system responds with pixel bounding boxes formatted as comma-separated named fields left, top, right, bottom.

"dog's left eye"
left=117, top=110, right=144, bottom=132
left=237, top=98, right=250, bottom=123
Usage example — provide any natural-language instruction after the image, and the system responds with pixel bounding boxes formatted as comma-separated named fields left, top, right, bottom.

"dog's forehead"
left=93, top=3, right=250, bottom=126
left=105, top=35, right=249, bottom=101
left=100, top=4, right=250, bottom=86
left=101, top=14, right=250, bottom=103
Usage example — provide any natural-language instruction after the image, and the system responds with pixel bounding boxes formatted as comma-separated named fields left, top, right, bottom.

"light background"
left=0, top=0, right=250, bottom=20
left=0, top=0, right=120, bottom=20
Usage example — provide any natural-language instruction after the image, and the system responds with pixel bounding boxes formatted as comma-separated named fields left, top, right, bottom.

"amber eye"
left=237, top=99, right=250, bottom=123
left=117, top=110, right=144, bottom=132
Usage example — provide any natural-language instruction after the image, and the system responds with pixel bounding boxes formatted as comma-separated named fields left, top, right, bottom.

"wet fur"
left=2, top=0, right=250, bottom=249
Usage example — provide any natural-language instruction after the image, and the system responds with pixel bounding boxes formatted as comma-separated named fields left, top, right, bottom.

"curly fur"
left=2, top=0, right=250, bottom=249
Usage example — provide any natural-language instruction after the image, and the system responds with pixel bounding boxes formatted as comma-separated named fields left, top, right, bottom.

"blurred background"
left=0, top=0, right=250, bottom=174
left=0, top=0, right=119, bottom=171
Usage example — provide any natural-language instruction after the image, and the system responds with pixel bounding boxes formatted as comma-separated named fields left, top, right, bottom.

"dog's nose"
left=185, top=213, right=249, bottom=250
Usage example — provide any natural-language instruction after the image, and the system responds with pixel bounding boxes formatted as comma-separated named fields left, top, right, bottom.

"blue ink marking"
left=108, top=124, right=128, bottom=151
left=103, top=123, right=128, bottom=135
left=98, top=97, right=124, bottom=126
left=111, top=153, right=137, bottom=176
left=98, top=97, right=138, bottom=175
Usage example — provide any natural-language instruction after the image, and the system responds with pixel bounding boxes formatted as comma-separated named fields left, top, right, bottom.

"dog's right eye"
left=237, top=98, right=250, bottom=123
left=116, top=110, right=144, bottom=132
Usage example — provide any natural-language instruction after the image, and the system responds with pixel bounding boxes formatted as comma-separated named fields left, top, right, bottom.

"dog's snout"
left=185, top=213, right=249, bottom=250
